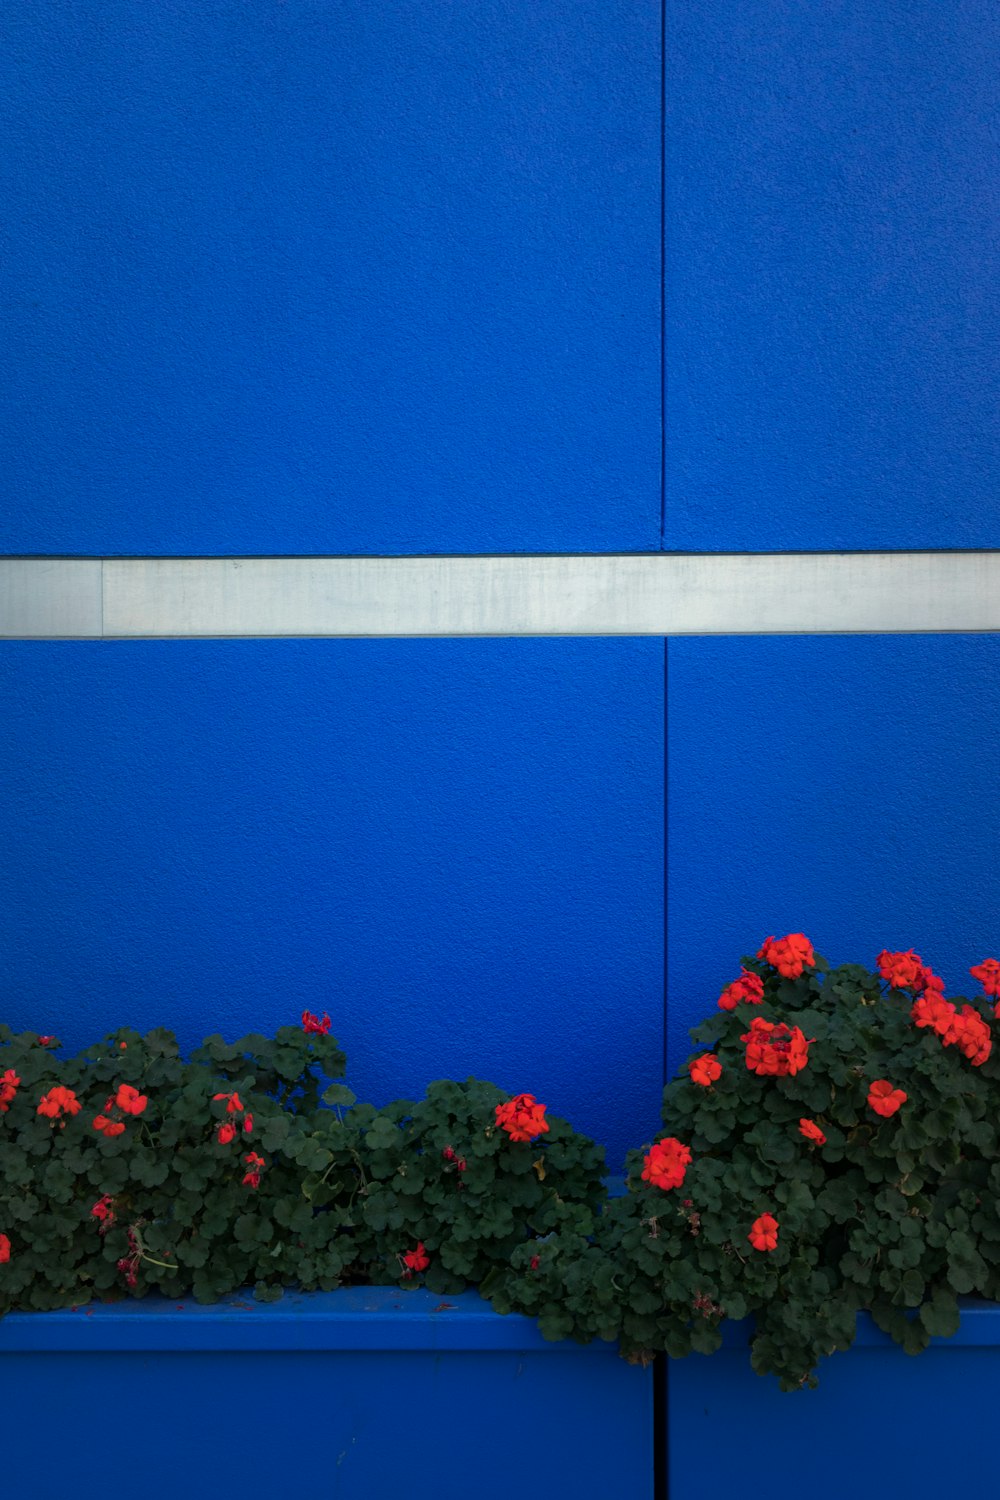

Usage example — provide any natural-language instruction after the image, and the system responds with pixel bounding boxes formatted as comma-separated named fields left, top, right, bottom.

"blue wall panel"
left=0, top=639, right=663, bottom=1169
left=0, top=1292, right=653, bottom=1500
left=1, top=1, right=660, bottom=556
left=670, top=1309, right=1000, bottom=1500
left=667, top=635, right=1000, bottom=1070
left=665, top=1, right=1000, bottom=551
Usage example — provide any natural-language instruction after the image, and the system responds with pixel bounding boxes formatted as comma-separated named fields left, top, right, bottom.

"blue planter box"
left=0, top=1287, right=652, bottom=1499
left=669, top=1301, right=1000, bottom=1497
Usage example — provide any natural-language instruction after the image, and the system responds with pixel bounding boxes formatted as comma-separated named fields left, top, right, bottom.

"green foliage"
left=0, top=1022, right=604, bottom=1320
left=351, top=1078, right=605, bottom=1291
left=489, top=942, right=1000, bottom=1388
left=4, top=942, right=1000, bottom=1390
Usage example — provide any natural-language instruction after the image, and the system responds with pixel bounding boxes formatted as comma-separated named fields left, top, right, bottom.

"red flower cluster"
left=911, top=993, right=992, bottom=1067
left=867, top=1080, right=907, bottom=1118
left=91, top=1195, right=115, bottom=1232
left=37, top=1086, right=81, bottom=1123
left=242, top=1151, right=265, bottom=1188
left=302, top=1010, right=332, bottom=1035
left=93, top=1082, right=149, bottom=1138
left=757, top=934, right=815, bottom=979
left=689, top=1054, right=722, bottom=1088
left=402, top=1242, right=430, bottom=1275
left=214, top=1092, right=254, bottom=1143
left=876, top=949, right=942, bottom=996
left=0, top=1233, right=10, bottom=1264
left=798, top=1118, right=826, bottom=1146
left=876, top=949, right=923, bottom=987
left=495, top=1093, right=549, bottom=1143
left=718, top=968, right=765, bottom=1011
left=0, top=1069, right=20, bottom=1113
left=36, top=1036, right=58, bottom=1047
left=442, top=1146, right=467, bottom=1172
left=970, top=958, right=1000, bottom=999
left=741, top=1017, right=811, bottom=1077
left=748, top=1213, right=779, bottom=1252
left=641, top=1137, right=692, bottom=1192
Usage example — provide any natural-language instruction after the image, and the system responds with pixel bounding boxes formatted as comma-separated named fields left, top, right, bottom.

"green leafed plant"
left=492, top=939, right=1000, bottom=1388
left=5, top=943, right=1000, bottom=1389
left=0, top=1010, right=603, bottom=1319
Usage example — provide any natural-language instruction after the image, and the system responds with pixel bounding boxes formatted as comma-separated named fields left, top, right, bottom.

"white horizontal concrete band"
left=0, top=558, right=103, bottom=638
left=1, top=553, right=999, bottom=639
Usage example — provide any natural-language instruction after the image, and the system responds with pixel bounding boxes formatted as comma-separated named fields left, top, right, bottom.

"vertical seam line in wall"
left=658, top=0, right=666, bottom=549
left=662, top=636, right=669, bottom=1098
left=99, top=558, right=105, bottom=639
left=657, top=635, right=669, bottom=1500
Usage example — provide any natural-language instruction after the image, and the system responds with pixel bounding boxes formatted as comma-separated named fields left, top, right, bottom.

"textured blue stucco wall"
left=0, top=639, right=663, bottom=1168
left=665, top=0, right=1000, bottom=550
left=666, top=635, right=1000, bottom=1072
left=1, top=0, right=660, bottom=556
left=5, top=0, right=1000, bottom=1170
left=0, top=1292, right=653, bottom=1500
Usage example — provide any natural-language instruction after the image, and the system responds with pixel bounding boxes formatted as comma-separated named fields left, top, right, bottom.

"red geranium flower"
left=0, top=1233, right=10, bottom=1264
left=911, top=994, right=992, bottom=1066
left=115, top=1084, right=148, bottom=1116
left=951, top=1005, right=992, bottom=1067
left=718, top=968, right=765, bottom=1011
left=0, top=1069, right=21, bottom=1113
left=868, top=1080, right=907, bottom=1118
left=302, top=1010, right=332, bottom=1035
left=971, top=959, right=1000, bottom=998
left=748, top=1213, right=779, bottom=1252
left=92, top=1115, right=126, bottom=1138
left=212, top=1092, right=245, bottom=1115
left=242, top=1151, right=265, bottom=1188
left=495, top=1093, right=549, bottom=1143
left=36, top=1036, right=58, bottom=1047
left=217, top=1122, right=237, bottom=1145
left=402, top=1242, right=430, bottom=1274
left=876, top=950, right=925, bottom=989
left=757, top=934, right=815, bottom=980
left=689, top=1054, right=722, bottom=1088
left=641, top=1137, right=692, bottom=1192
left=741, top=1017, right=811, bottom=1077
left=37, top=1086, right=81, bottom=1121
left=798, top=1118, right=826, bottom=1146
left=911, top=992, right=958, bottom=1038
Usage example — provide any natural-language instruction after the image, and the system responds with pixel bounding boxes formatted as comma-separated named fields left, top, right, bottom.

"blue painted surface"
left=0, top=638, right=663, bottom=1170
left=0, top=1286, right=612, bottom=1351
left=665, top=1, right=1000, bottom=550
left=666, top=635, right=1000, bottom=1070
left=0, top=1291, right=652, bottom=1500
left=1, top=0, right=660, bottom=556
left=669, top=1304, right=1000, bottom=1498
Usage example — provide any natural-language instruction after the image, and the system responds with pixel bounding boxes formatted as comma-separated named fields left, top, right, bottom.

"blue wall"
left=662, top=1, right=1000, bottom=1074
left=4, top=1, right=1000, bottom=1163
left=1, top=0, right=659, bottom=556
left=666, top=634, right=1000, bottom=1069
left=665, top=0, right=1000, bottom=551
left=0, top=639, right=663, bottom=1170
